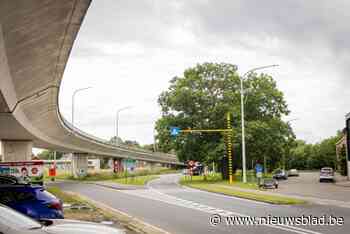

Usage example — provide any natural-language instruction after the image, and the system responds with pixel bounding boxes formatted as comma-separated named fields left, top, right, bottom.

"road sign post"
left=255, top=163, right=263, bottom=186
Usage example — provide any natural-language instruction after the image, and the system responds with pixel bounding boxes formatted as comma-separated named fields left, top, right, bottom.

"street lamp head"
left=286, top=118, right=299, bottom=124
left=242, top=64, right=280, bottom=79
left=73, top=86, right=93, bottom=96
left=117, top=106, right=133, bottom=113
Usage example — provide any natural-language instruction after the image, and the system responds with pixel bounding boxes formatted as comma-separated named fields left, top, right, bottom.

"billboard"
left=0, top=161, right=44, bottom=184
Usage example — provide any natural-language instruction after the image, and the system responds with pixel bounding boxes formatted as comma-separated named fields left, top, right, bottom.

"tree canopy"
left=37, top=150, right=63, bottom=160
left=289, top=133, right=343, bottom=170
left=155, top=63, right=294, bottom=171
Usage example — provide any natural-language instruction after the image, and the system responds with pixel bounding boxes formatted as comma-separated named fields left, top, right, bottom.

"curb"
left=90, top=182, right=147, bottom=190
left=65, top=191, right=171, bottom=234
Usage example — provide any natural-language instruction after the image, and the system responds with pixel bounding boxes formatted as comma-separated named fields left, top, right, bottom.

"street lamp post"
left=283, top=118, right=299, bottom=171
left=240, top=65, right=279, bottom=183
left=153, top=128, right=157, bottom=152
left=72, top=87, right=92, bottom=134
left=115, top=106, right=132, bottom=146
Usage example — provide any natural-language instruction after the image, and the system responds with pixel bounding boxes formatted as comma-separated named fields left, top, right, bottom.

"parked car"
left=288, top=169, right=299, bottom=177
left=319, top=167, right=334, bottom=182
left=0, top=204, right=125, bottom=234
left=260, top=178, right=278, bottom=189
left=0, top=175, right=64, bottom=219
left=273, top=169, right=288, bottom=180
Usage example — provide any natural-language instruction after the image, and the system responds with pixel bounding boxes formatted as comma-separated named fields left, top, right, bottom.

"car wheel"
left=319, top=179, right=323, bottom=183
left=275, top=184, right=278, bottom=189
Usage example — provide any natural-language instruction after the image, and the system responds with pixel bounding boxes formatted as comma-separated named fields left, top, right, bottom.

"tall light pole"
left=153, top=127, right=157, bottom=152
left=115, top=106, right=132, bottom=146
left=283, top=118, right=299, bottom=171
left=240, top=65, right=279, bottom=183
left=72, top=87, right=92, bottom=134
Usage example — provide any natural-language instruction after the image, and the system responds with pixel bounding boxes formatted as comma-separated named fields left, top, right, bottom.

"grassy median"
left=111, top=175, right=159, bottom=185
left=47, top=186, right=110, bottom=222
left=180, top=174, right=306, bottom=205
left=46, top=168, right=178, bottom=182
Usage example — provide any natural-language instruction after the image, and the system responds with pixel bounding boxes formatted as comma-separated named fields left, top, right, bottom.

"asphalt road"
left=271, top=172, right=350, bottom=202
left=57, top=174, right=350, bottom=234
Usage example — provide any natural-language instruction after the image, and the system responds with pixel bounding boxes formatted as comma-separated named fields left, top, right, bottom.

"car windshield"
left=0, top=206, right=42, bottom=230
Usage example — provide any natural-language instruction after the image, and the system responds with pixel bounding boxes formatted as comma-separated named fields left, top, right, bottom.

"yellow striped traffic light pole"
left=226, top=112, right=233, bottom=184
left=178, top=112, right=234, bottom=184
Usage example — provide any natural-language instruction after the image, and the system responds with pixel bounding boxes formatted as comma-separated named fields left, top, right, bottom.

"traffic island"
left=91, top=175, right=160, bottom=190
left=110, top=175, right=160, bottom=186
left=180, top=176, right=306, bottom=205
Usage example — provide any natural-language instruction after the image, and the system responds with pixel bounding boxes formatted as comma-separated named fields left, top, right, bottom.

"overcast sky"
left=58, top=0, right=350, bottom=146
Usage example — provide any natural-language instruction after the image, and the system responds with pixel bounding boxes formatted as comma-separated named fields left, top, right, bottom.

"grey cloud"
left=79, top=1, right=350, bottom=78
left=67, top=0, right=350, bottom=143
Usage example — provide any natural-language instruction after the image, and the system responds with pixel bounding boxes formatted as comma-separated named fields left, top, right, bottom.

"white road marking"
left=94, top=175, right=324, bottom=234
left=143, top=176, right=325, bottom=234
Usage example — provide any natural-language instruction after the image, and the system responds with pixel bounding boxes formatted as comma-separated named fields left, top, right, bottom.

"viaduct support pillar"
left=0, top=140, right=33, bottom=161
left=72, top=153, right=88, bottom=178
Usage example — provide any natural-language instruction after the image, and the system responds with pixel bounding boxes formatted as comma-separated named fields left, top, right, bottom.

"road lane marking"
left=120, top=186, right=323, bottom=234
left=145, top=177, right=324, bottom=234
left=93, top=177, right=325, bottom=234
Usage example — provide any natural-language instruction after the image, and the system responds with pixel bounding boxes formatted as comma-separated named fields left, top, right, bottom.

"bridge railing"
left=59, top=115, right=179, bottom=163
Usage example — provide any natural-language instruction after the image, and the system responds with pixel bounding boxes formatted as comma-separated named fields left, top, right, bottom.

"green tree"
left=37, top=150, right=63, bottom=160
left=124, top=140, right=140, bottom=147
left=289, top=140, right=310, bottom=170
left=289, top=133, right=343, bottom=170
left=156, top=62, right=293, bottom=168
left=142, top=144, right=155, bottom=151
left=338, top=145, right=348, bottom=176
left=109, top=136, right=123, bottom=145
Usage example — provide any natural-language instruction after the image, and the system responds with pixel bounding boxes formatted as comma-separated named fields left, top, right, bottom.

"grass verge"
left=47, top=186, right=135, bottom=233
left=50, top=168, right=179, bottom=182
left=180, top=175, right=306, bottom=205
left=111, top=175, right=159, bottom=185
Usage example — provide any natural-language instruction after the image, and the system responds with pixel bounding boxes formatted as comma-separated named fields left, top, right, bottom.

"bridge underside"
left=0, top=0, right=181, bottom=169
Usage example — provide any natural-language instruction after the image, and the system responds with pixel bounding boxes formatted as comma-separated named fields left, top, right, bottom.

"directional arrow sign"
left=170, top=127, right=181, bottom=136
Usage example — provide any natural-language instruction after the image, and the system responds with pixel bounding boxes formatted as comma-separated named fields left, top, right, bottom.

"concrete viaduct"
left=0, top=0, right=182, bottom=176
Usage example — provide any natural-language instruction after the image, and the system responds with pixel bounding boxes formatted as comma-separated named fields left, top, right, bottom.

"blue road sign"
left=255, top=164, right=263, bottom=173
left=170, top=127, right=181, bottom=136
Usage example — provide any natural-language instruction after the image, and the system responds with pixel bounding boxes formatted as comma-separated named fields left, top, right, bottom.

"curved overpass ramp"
left=0, top=0, right=181, bottom=167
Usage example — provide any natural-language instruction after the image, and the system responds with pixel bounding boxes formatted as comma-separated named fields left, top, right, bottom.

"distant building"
left=336, top=129, right=347, bottom=170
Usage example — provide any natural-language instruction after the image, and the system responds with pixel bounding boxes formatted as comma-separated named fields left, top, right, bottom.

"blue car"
left=0, top=175, right=64, bottom=220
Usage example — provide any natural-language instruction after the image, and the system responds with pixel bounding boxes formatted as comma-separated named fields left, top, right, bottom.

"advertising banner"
left=0, top=161, right=44, bottom=184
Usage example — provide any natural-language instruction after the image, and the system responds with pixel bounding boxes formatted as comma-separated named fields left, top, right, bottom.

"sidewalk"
left=218, top=184, right=350, bottom=209
left=91, top=181, right=147, bottom=190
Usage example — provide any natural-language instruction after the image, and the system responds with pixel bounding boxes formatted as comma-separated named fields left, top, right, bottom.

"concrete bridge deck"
left=0, top=0, right=181, bottom=167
